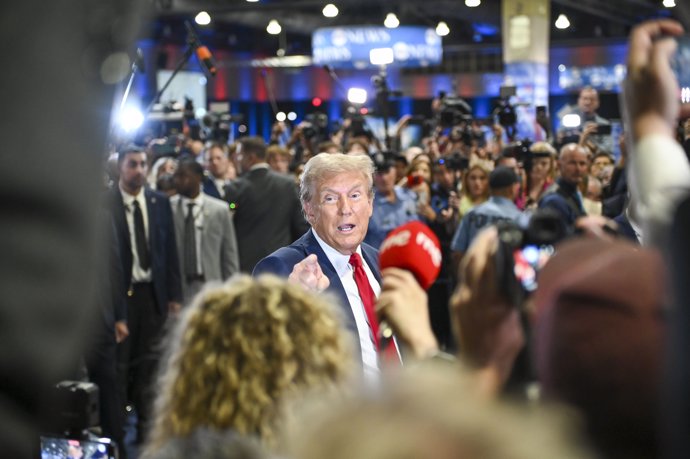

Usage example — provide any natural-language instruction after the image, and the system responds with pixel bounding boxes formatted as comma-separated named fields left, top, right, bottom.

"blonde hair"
left=299, top=153, right=374, bottom=204
left=145, top=275, right=352, bottom=454
left=283, top=364, right=593, bottom=459
left=461, top=163, right=491, bottom=202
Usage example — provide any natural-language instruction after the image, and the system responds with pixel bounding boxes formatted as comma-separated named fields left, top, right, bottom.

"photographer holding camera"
left=557, top=87, right=613, bottom=154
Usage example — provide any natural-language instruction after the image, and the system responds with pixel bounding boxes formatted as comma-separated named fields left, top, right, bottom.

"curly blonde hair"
left=144, top=274, right=352, bottom=454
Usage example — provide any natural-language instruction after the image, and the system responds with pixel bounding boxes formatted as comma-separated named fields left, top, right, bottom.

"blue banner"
left=312, top=26, right=443, bottom=69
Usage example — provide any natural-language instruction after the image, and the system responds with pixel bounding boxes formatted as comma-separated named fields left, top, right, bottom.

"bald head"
left=558, top=143, right=589, bottom=186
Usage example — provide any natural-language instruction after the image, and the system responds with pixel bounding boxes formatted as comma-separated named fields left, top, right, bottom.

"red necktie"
left=349, top=253, right=400, bottom=365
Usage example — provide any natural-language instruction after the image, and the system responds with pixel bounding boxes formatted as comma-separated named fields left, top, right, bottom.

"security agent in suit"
left=254, top=153, right=395, bottom=377
left=225, top=136, right=309, bottom=273
left=84, top=213, right=129, bottom=454
left=108, top=146, right=182, bottom=443
left=170, top=158, right=240, bottom=304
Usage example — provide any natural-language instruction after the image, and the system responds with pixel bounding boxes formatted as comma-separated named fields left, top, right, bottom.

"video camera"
left=40, top=381, right=118, bottom=459
left=202, top=112, right=245, bottom=143
left=494, top=209, right=567, bottom=307
left=302, top=112, right=329, bottom=140
left=436, top=153, right=468, bottom=172
left=437, top=92, right=473, bottom=128
left=369, top=151, right=397, bottom=173
left=502, top=139, right=533, bottom=168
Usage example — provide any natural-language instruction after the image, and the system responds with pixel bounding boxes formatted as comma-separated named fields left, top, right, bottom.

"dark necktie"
left=348, top=253, right=400, bottom=364
left=132, top=200, right=150, bottom=270
left=184, top=202, right=198, bottom=277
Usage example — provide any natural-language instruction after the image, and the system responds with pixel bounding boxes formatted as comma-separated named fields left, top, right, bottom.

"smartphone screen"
left=41, top=436, right=117, bottom=459
left=513, top=244, right=555, bottom=292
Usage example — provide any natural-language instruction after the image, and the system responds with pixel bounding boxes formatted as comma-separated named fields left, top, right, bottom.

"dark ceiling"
left=144, top=0, right=688, bottom=56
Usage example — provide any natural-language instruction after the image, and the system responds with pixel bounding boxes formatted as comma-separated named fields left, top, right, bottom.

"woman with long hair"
left=458, top=163, right=491, bottom=220
left=143, top=275, right=351, bottom=455
left=523, top=142, right=557, bottom=210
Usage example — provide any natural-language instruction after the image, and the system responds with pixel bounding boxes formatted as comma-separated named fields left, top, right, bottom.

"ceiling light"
left=435, top=21, right=450, bottom=36
left=663, top=0, right=676, bottom=7
left=246, top=0, right=259, bottom=2
left=195, top=11, right=211, bottom=25
left=323, top=3, right=339, bottom=18
left=384, top=13, right=399, bottom=29
left=465, top=0, right=480, bottom=7
left=555, top=14, right=570, bottom=30
left=266, top=19, right=281, bottom=35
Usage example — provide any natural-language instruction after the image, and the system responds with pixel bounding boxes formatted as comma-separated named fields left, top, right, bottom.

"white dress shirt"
left=119, top=186, right=152, bottom=283
left=312, top=229, right=381, bottom=379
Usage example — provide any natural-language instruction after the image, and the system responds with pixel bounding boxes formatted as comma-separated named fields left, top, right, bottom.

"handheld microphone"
left=184, top=21, right=217, bottom=77
left=378, top=221, right=442, bottom=338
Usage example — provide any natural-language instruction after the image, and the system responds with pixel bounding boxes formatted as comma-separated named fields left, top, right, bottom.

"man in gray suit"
left=171, top=158, right=240, bottom=304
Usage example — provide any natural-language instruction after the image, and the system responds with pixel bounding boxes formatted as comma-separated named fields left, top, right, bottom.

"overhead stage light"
left=465, top=0, right=480, bottom=7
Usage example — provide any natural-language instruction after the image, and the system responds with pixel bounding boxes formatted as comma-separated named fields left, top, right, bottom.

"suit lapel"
left=200, top=195, right=213, bottom=275
left=302, top=231, right=358, bottom=332
left=361, top=245, right=381, bottom=285
left=111, top=189, right=131, bottom=251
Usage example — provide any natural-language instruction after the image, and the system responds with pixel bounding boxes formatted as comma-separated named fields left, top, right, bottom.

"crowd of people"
left=7, top=12, right=689, bottom=459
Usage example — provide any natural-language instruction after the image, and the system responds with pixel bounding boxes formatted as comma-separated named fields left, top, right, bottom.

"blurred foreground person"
left=621, top=18, right=690, bottom=459
left=143, top=275, right=351, bottom=455
left=0, top=0, right=141, bottom=456
left=144, top=428, right=265, bottom=459
left=283, top=365, right=593, bottom=459
left=534, top=238, right=667, bottom=459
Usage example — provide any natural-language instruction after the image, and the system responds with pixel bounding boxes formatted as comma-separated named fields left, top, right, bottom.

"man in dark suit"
left=254, top=153, right=399, bottom=377
left=202, top=143, right=234, bottom=199
left=225, top=136, right=309, bottom=273
left=108, top=145, right=182, bottom=443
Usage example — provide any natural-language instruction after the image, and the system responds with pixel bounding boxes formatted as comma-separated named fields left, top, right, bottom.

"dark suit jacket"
left=253, top=230, right=381, bottom=361
left=225, top=167, right=309, bottom=273
left=202, top=175, right=222, bottom=199
left=108, top=187, right=182, bottom=314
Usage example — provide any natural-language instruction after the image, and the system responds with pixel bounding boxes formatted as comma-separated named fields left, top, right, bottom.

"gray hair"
left=299, top=153, right=375, bottom=205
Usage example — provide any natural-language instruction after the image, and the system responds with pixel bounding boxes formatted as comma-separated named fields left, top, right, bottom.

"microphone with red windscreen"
left=185, top=21, right=217, bottom=77
left=378, top=221, right=442, bottom=338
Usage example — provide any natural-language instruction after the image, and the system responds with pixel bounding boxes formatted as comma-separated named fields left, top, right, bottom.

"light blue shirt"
left=365, top=186, right=419, bottom=249
left=451, top=196, right=523, bottom=252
